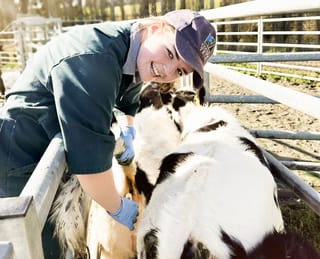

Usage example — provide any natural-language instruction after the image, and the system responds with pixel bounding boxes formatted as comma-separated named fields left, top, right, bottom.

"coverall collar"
left=123, top=22, right=141, bottom=83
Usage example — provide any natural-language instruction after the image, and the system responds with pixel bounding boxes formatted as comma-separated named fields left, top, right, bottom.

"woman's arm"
left=76, top=169, right=121, bottom=213
left=116, top=114, right=134, bottom=128
left=76, top=170, right=138, bottom=230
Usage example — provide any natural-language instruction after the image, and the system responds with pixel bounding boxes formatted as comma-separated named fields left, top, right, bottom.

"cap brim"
left=175, top=30, right=204, bottom=89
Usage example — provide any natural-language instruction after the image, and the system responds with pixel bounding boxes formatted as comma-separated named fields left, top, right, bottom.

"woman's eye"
left=167, top=48, right=174, bottom=59
left=177, top=69, right=183, bottom=76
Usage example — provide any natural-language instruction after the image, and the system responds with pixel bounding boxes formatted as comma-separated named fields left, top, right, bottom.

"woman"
left=0, top=9, right=215, bottom=257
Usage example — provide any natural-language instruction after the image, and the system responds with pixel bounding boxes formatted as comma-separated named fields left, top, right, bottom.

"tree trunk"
left=109, top=3, right=115, bottom=21
left=140, top=0, right=149, bottom=17
left=100, top=0, right=107, bottom=21
left=150, top=0, right=157, bottom=16
left=119, top=0, right=125, bottom=20
left=180, top=0, right=186, bottom=9
left=76, top=0, right=84, bottom=21
left=197, top=0, right=204, bottom=11
left=318, top=19, right=320, bottom=43
left=209, top=0, right=215, bottom=9
left=161, top=0, right=168, bottom=14
left=19, top=0, right=29, bottom=14
left=0, top=70, right=5, bottom=95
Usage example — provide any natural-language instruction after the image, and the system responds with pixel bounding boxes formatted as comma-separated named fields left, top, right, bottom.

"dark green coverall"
left=0, top=21, right=143, bottom=258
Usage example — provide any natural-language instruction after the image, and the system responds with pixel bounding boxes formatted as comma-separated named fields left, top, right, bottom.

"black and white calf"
left=84, top=88, right=187, bottom=259
left=137, top=102, right=285, bottom=259
left=132, top=85, right=200, bottom=203
left=84, top=85, right=200, bottom=258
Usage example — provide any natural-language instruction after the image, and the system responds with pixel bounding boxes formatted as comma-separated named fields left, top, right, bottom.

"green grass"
left=280, top=198, right=320, bottom=252
left=223, top=62, right=320, bottom=88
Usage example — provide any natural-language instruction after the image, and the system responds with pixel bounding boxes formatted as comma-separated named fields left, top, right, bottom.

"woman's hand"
left=107, top=197, right=139, bottom=230
left=116, top=126, right=136, bottom=165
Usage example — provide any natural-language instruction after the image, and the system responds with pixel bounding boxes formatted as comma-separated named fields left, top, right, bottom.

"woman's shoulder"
left=46, top=21, right=132, bottom=58
left=91, top=21, right=132, bottom=38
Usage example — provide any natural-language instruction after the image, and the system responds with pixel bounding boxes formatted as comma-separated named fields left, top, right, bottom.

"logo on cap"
left=200, top=34, right=216, bottom=63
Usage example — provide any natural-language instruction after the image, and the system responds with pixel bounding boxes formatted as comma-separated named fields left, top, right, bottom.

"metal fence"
left=0, top=15, right=62, bottom=70
left=0, top=133, right=66, bottom=259
left=200, top=0, right=320, bottom=81
left=214, top=16, right=320, bottom=81
left=1, top=0, right=320, bottom=258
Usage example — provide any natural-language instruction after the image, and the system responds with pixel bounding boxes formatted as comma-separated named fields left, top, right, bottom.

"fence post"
left=257, top=17, right=263, bottom=75
left=0, top=196, right=44, bottom=259
left=13, top=24, right=27, bottom=69
left=203, top=71, right=210, bottom=100
left=20, top=132, right=66, bottom=230
left=0, top=242, right=13, bottom=259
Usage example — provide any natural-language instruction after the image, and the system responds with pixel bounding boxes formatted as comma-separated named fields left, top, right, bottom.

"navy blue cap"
left=164, top=9, right=216, bottom=89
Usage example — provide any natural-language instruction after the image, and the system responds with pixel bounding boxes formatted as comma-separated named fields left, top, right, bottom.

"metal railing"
left=1, top=0, right=320, bottom=257
left=212, top=16, right=320, bottom=81
left=0, top=16, right=62, bottom=70
left=0, top=133, right=66, bottom=259
left=204, top=63, right=320, bottom=119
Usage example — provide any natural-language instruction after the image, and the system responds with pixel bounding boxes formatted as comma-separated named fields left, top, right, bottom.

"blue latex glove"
left=116, top=126, right=136, bottom=165
left=107, top=197, right=139, bottom=230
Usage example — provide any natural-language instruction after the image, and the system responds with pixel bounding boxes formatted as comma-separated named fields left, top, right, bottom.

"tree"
left=317, top=17, right=320, bottom=43
left=197, top=0, right=204, bottom=11
left=180, top=0, right=186, bottom=9
left=100, top=0, right=107, bottom=21
left=150, top=0, right=157, bottom=16
left=0, top=0, right=18, bottom=30
left=119, top=0, right=125, bottom=20
left=139, top=0, right=149, bottom=17
left=19, top=0, right=28, bottom=13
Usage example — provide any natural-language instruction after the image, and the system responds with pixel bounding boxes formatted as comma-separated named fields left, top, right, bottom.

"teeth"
left=152, top=62, right=160, bottom=77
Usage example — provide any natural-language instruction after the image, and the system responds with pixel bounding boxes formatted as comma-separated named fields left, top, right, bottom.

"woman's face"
left=137, top=24, right=193, bottom=83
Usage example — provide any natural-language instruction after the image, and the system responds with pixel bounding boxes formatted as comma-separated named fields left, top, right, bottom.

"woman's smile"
left=151, top=62, right=161, bottom=78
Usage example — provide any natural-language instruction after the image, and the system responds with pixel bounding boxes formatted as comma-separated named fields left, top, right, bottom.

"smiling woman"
left=137, top=10, right=216, bottom=88
left=137, top=21, right=192, bottom=83
left=0, top=9, right=215, bottom=258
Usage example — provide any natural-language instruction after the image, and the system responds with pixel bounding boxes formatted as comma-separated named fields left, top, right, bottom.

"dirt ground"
left=207, top=74, right=320, bottom=251
left=209, top=75, right=319, bottom=156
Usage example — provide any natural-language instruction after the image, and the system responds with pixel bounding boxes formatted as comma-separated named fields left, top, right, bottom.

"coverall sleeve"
left=113, top=79, right=143, bottom=118
left=49, top=53, right=122, bottom=174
